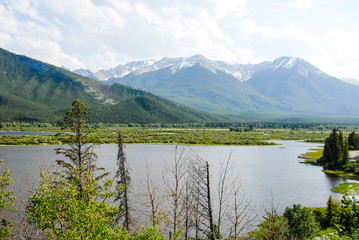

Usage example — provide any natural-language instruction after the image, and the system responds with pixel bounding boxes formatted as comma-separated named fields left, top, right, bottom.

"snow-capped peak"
left=73, top=55, right=313, bottom=82
left=170, top=61, right=195, bottom=74
left=274, top=57, right=299, bottom=69
left=188, top=54, right=208, bottom=62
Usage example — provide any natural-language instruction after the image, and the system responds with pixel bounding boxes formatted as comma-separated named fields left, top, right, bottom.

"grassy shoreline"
left=0, top=128, right=328, bottom=146
left=332, top=182, right=359, bottom=194
left=299, top=145, right=359, bottom=194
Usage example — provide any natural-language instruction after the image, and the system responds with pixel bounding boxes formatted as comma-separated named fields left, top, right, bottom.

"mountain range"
left=0, top=48, right=225, bottom=123
left=2, top=46, right=359, bottom=124
left=75, top=55, right=359, bottom=119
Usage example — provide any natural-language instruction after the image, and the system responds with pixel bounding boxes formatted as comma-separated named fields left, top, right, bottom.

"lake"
left=0, top=131, right=57, bottom=136
left=0, top=141, right=356, bottom=230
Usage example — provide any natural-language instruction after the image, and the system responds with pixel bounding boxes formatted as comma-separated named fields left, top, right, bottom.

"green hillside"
left=0, top=48, right=226, bottom=123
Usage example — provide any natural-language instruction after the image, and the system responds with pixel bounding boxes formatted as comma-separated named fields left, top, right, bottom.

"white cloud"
left=310, top=30, right=359, bottom=79
left=0, top=5, right=18, bottom=35
left=292, top=0, right=312, bottom=10
left=7, top=37, right=84, bottom=69
left=1, top=0, right=359, bottom=80
left=5, top=0, right=43, bottom=21
left=0, top=0, right=248, bottom=70
left=235, top=19, right=323, bottom=61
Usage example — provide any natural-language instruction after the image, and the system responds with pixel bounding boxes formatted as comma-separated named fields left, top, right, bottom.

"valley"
left=2, top=47, right=359, bottom=239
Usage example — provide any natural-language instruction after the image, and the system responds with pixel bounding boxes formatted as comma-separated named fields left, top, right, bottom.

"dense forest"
left=1, top=100, right=359, bottom=239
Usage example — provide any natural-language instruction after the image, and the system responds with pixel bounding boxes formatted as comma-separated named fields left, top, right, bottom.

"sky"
left=1, top=0, right=359, bottom=80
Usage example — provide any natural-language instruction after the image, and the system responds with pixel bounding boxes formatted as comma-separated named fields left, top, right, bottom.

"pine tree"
left=114, top=130, right=131, bottom=230
left=348, top=131, right=356, bottom=149
left=348, top=131, right=359, bottom=150
left=55, top=99, right=108, bottom=202
left=324, top=196, right=341, bottom=229
left=321, top=128, right=348, bottom=170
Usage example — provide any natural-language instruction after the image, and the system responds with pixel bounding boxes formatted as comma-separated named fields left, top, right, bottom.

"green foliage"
left=324, top=196, right=341, bottom=230
left=26, top=169, right=123, bottom=239
left=115, top=130, right=131, bottom=229
left=0, top=160, right=16, bottom=238
left=213, top=224, right=222, bottom=239
left=229, top=126, right=254, bottom=132
left=348, top=131, right=359, bottom=150
left=24, top=100, right=174, bottom=239
left=314, top=195, right=359, bottom=239
left=312, top=207, right=327, bottom=230
left=320, top=128, right=349, bottom=170
left=1, top=126, right=332, bottom=146
left=339, top=195, right=359, bottom=235
left=55, top=99, right=108, bottom=202
left=254, top=209, right=289, bottom=240
left=300, top=148, right=323, bottom=162
left=332, top=183, right=359, bottom=195
left=132, top=225, right=181, bottom=240
left=283, top=204, right=319, bottom=239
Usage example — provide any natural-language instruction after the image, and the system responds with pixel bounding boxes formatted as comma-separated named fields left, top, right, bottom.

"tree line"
left=3, top=120, right=359, bottom=131
left=319, top=128, right=359, bottom=175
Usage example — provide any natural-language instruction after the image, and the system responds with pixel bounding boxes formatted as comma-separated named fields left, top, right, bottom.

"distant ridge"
left=74, top=55, right=359, bottom=118
left=0, top=48, right=226, bottom=123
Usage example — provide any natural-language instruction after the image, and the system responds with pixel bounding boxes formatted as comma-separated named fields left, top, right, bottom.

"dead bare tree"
left=217, top=153, right=234, bottom=237
left=162, top=145, right=189, bottom=237
left=144, top=163, right=164, bottom=227
left=226, top=180, right=257, bottom=239
left=187, top=154, right=202, bottom=239
left=190, top=154, right=215, bottom=240
left=114, top=130, right=132, bottom=230
left=183, top=179, right=191, bottom=240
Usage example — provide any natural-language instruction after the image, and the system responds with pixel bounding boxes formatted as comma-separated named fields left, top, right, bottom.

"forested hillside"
left=0, top=48, right=225, bottom=123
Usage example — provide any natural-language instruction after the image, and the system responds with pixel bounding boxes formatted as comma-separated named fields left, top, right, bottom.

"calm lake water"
left=0, top=141, right=356, bottom=226
left=0, top=131, right=57, bottom=136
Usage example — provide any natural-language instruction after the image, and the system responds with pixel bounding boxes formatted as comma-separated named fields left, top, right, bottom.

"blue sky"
left=1, top=0, right=359, bottom=80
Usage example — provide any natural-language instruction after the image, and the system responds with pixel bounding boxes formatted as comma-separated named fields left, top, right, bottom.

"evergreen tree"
left=341, top=141, right=349, bottom=167
left=321, top=128, right=348, bottom=170
left=348, top=131, right=356, bottom=149
left=26, top=100, right=120, bottom=239
left=283, top=204, right=319, bottom=239
left=340, top=195, right=359, bottom=234
left=325, top=196, right=335, bottom=228
left=348, top=131, right=359, bottom=150
left=324, top=195, right=341, bottom=229
left=114, top=130, right=131, bottom=230
left=55, top=99, right=109, bottom=202
left=26, top=100, right=170, bottom=239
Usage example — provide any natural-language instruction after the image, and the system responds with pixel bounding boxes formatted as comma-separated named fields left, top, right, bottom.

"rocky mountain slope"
left=80, top=55, right=359, bottom=117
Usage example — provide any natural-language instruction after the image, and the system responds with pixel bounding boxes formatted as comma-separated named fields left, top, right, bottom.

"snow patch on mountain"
left=273, top=57, right=299, bottom=70
left=74, top=55, right=331, bottom=84
left=170, top=61, right=194, bottom=74
left=74, top=69, right=93, bottom=77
